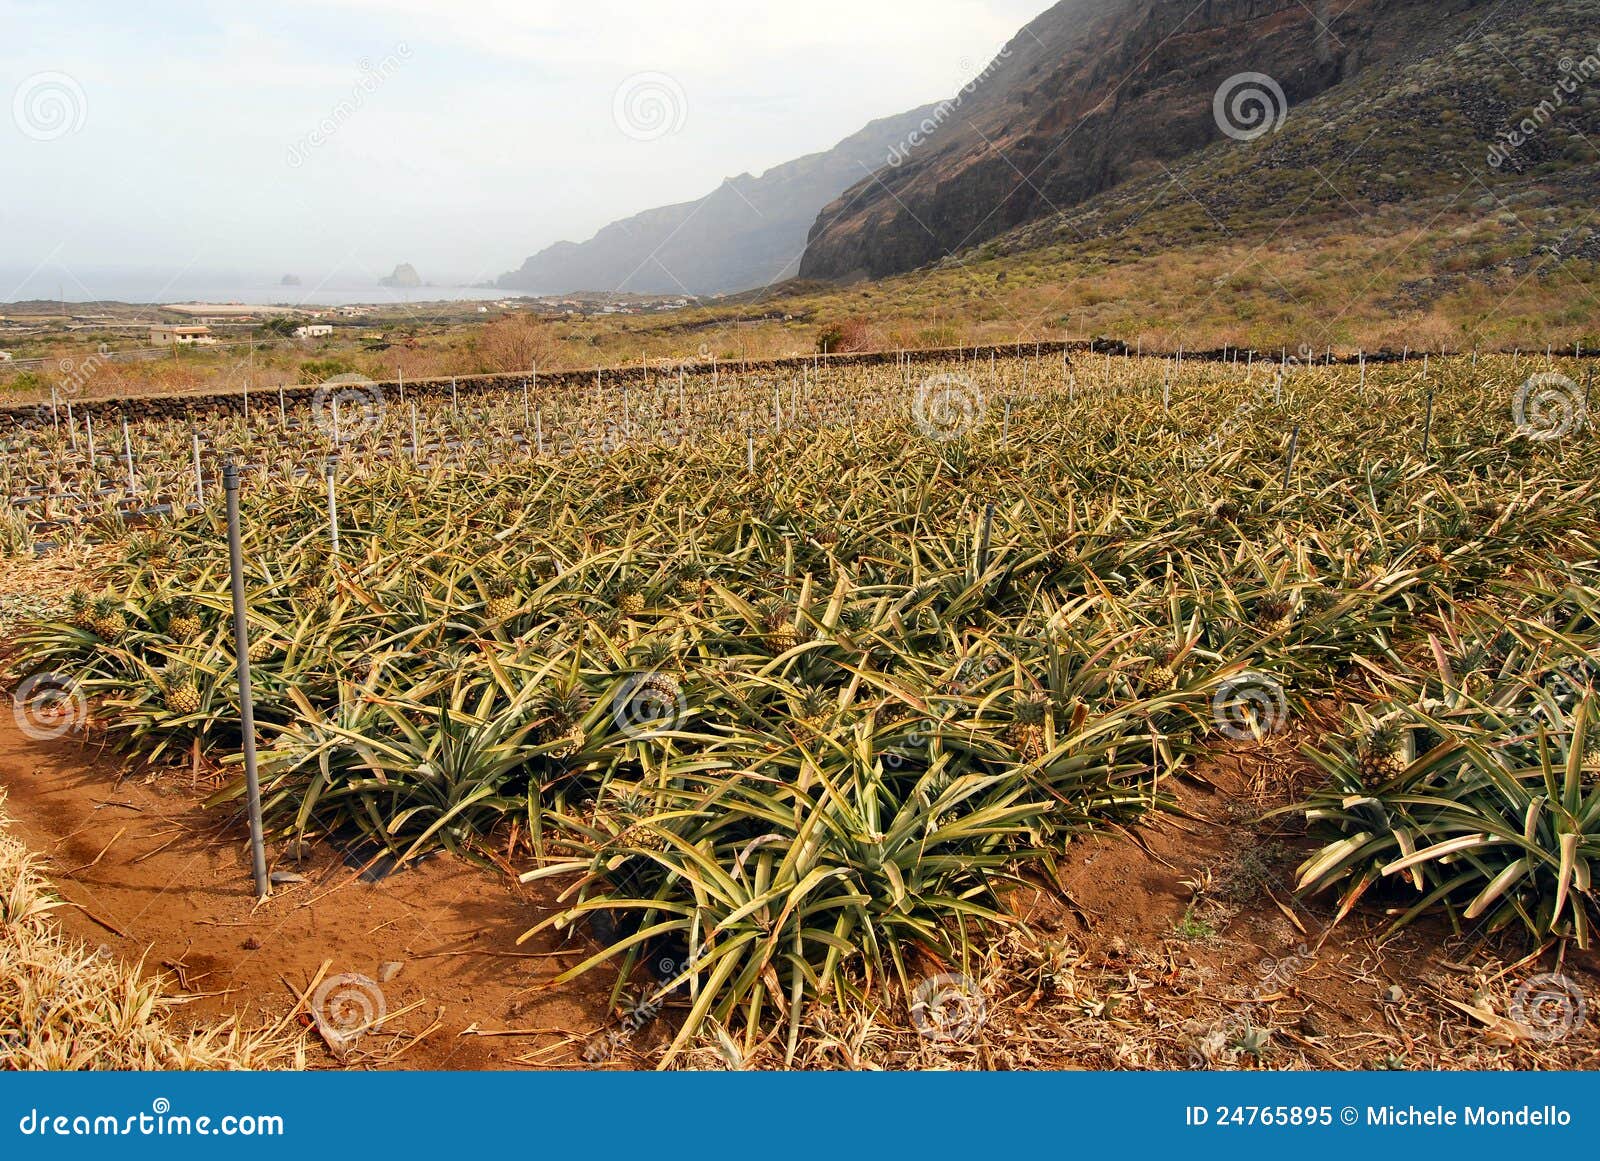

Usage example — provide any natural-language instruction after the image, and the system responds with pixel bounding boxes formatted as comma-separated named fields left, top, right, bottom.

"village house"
left=150, top=324, right=217, bottom=346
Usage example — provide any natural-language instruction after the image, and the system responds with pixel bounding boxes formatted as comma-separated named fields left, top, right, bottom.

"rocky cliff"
left=798, top=0, right=1498, bottom=282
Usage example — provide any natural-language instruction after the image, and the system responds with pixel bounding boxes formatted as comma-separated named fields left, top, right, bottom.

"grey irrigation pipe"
left=223, top=459, right=270, bottom=901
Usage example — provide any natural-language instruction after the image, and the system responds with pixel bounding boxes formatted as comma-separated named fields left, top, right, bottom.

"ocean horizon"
left=0, top=268, right=514, bottom=309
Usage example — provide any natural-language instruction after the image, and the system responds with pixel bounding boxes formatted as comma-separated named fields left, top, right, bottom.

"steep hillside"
left=799, top=0, right=1514, bottom=282
left=497, top=106, right=942, bottom=297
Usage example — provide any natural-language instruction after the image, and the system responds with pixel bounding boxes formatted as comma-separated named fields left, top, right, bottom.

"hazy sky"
left=2, top=0, right=1045, bottom=292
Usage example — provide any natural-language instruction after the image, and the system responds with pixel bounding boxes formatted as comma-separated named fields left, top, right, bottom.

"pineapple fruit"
left=484, top=576, right=521, bottom=621
left=166, top=597, right=203, bottom=643
left=1252, top=595, right=1294, bottom=635
left=616, top=587, right=647, bottom=617
left=760, top=600, right=801, bottom=652
left=1006, top=694, right=1051, bottom=762
left=89, top=597, right=127, bottom=641
left=1356, top=723, right=1407, bottom=784
left=540, top=691, right=589, bottom=759
left=66, top=588, right=94, bottom=631
left=1143, top=646, right=1181, bottom=691
left=161, top=664, right=201, bottom=717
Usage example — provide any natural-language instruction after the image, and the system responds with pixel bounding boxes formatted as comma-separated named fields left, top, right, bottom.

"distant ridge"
left=496, top=105, right=942, bottom=297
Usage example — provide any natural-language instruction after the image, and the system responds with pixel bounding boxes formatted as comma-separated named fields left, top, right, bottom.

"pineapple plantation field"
left=2, top=349, right=1599, bottom=1071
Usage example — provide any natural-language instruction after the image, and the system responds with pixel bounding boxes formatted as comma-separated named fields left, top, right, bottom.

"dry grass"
left=0, top=793, right=305, bottom=1071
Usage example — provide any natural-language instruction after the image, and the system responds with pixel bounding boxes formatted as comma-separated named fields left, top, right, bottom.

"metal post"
left=223, top=460, right=270, bottom=901
left=1283, top=424, right=1300, bottom=491
left=192, top=429, right=203, bottom=507
left=1422, top=387, right=1435, bottom=456
left=410, top=402, right=419, bottom=460
left=122, top=416, right=136, bottom=495
left=326, top=457, right=340, bottom=556
left=87, top=412, right=95, bottom=468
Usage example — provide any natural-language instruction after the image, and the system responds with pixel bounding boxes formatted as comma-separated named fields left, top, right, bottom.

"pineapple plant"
left=247, top=634, right=279, bottom=664
left=161, top=663, right=202, bottom=717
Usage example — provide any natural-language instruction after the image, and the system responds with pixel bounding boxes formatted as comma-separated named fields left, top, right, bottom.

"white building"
left=294, top=324, right=334, bottom=339
left=151, top=325, right=217, bottom=346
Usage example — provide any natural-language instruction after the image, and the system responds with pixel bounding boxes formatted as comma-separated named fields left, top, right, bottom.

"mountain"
left=497, top=105, right=943, bottom=297
left=798, top=0, right=1533, bottom=282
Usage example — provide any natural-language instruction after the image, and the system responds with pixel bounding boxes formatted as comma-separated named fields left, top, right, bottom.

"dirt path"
left=4, top=715, right=1597, bottom=1071
left=0, top=720, right=612, bottom=1069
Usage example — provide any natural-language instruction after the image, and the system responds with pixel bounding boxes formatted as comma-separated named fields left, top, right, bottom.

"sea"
left=0, top=267, right=513, bottom=309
